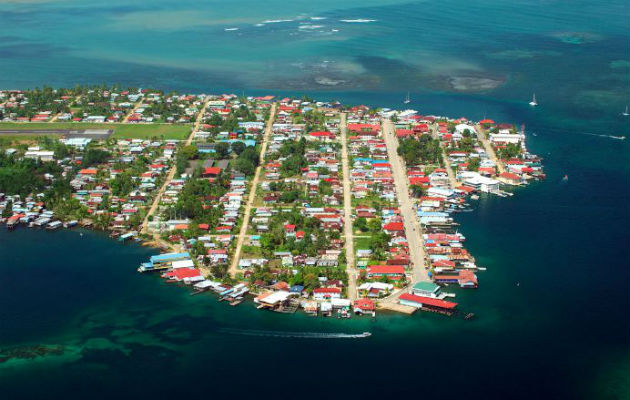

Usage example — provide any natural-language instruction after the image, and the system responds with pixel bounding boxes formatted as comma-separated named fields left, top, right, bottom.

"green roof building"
left=412, top=281, right=441, bottom=297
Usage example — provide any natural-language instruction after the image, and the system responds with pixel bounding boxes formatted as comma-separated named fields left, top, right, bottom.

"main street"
left=382, top=119, right=429, bottom=284
left=339, top=113, right=357, bottom=301
left=475, top=123, right=505, bottom=174
left=228, top=103, right=277, bottom=277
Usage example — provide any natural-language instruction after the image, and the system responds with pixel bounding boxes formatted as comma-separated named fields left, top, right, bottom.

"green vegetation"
left=467, top=157, right=481, bottom=171
left=0, top=152, right=57, bottom=196
left=232, top=146, right=259, bottom=177
left=496, top=142, right=522, bottom=160
left=397, top=136, right=442, bottom=165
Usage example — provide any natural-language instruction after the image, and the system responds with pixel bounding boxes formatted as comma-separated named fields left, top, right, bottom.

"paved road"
left=140, top=97, right=211, bottom=235
left=339, top=113, right=357, bottom=301
left=382, top=119, right=429, bottom=285
left=475, top=123, right=505, bottom=174
left=229, top=103, right=277, bottom=277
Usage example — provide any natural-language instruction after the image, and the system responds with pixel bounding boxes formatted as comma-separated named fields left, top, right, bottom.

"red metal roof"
left=366, top=265, right=405, bottom=275
left=399, top=293, right=458, bottom=309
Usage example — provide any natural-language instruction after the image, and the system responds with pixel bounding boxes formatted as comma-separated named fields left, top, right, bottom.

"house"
left=353, top=298, right=376, bottom=314
left=383, top=222, right=404, bottom=235
left=498, top=172, right=523, bottom=185
left=398, top=293, right=458, bottom=315
left=411, top=281, right=441, bottom=298
left=366, top=265, right=405, bottom=279
left=313, top=287, right=342, bottom=300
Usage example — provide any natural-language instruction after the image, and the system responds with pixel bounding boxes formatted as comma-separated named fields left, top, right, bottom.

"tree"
left=110, top=172, right=135, bottom=196
left=215, top=142, right=230, bottom=159
left=231, top=141, right=246, bottom=155
left=355, top=217, right=368, bottom=232
left=233, top=158, right=255, bottom=176
left=367, top=218, right=382, bottom=233
left=82, top=148, right=110, bottom=167
left=468, top=157, right=481, bottom=171
left=179, top=145, right=198, bottom=161
left=410, top=184, right=426, bottom=198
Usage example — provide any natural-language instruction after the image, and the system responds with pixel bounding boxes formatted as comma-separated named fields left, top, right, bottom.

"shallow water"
left=0, top=0, right=629, bottom=398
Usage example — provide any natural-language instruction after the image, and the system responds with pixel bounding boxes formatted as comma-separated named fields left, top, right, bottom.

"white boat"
left=46, top=220, right=63, bottom=230
left=529, top=93, right=538, bottom=107
left=403, top=92, right=411, bottom=104
left=623, top=105, right=629, bottom=116
left=64, top=220, right=78, bottom=228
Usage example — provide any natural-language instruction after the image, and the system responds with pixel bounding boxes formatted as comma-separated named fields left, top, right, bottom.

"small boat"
left=403, top=92, right=411, bottom=104
left=63, top=220, right=78, bottom=228
left=46, top=221, right=63, bottom=230
left=529, top=93, right=538, bottom=107
left=623, top=105, right=629, bottom=116
left=562, top=174, right=568, bottom=181
left=464, top=313, right=475, bottom=320
left=230, top=297, right=245, bottom=306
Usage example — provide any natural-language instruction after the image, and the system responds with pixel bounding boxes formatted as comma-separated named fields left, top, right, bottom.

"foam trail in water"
left=535, top=127, right=626, bottom=140
left=220, top=328, right=371, bottom=339
left=577, top=132, right=626, bottom=140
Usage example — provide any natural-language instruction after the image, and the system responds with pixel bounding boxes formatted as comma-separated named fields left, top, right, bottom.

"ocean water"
left=1, top=0, right=629, bottom=399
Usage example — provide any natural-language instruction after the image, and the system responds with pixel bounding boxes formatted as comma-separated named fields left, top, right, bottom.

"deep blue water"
left=0, top=0, right=629, bottom=399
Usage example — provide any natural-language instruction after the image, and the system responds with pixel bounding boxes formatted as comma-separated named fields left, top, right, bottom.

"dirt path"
left=430, top=123, right=460, bottom=188
left=122, top=97, right=145, bottom=123
left=140, top=97, right=211, bottom=236
left=228, top=103, right=277, bottom=277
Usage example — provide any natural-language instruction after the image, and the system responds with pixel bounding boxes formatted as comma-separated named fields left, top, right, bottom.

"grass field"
left=0, top=122, right=192, bottom=139
left=354, top=236, right=372, bottom=250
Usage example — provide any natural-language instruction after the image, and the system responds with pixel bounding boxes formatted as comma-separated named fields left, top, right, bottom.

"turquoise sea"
left=0, top=0, right=629, bottom=399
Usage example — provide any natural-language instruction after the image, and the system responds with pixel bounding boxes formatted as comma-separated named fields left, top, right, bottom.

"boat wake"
left=579, top=132, right=626, bottom=140
left=339, top=19, right=377, bottom=23
left=219, top=328, right=371, bottom=339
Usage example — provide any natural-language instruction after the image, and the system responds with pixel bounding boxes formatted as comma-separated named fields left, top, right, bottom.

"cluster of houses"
left=0, top=192, right=70, bottom=231
left=344, top=109, right=415, bottom=296
left=0, top=87, right=208, bottom=124
left=126, top=92, right=205, bottom=124
left=2, top=89, right=546, bottom=319
left=148, top=97, right=273, bottom=268
left=0, top=89, right=73, bottom=122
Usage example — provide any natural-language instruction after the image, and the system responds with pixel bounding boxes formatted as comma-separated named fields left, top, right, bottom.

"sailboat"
left=622, top=105, right=629, bottom=116
left=529, top=93, right=538, bottom=107
left=403, top=92, right=411, bottom=104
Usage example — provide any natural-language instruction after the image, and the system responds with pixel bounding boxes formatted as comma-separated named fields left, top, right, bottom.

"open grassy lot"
left=0, top=122, right=192, bottom=140
left=354, top=235, right=372, bottom=250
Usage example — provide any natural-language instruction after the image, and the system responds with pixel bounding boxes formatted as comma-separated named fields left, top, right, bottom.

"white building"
left=489, top=133, right=524, bottom=145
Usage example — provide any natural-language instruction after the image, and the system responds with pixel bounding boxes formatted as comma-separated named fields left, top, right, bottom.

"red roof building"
left=366, top=265, right=405, bottom=278
left=399, top=293, right=458, bottom=310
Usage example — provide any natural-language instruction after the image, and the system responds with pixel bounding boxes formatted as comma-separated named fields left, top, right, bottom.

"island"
left=0, top=86, right=545, bottom=318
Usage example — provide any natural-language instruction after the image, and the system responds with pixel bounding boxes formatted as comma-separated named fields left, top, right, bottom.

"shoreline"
left=1, top=87, right=544, bottom=320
